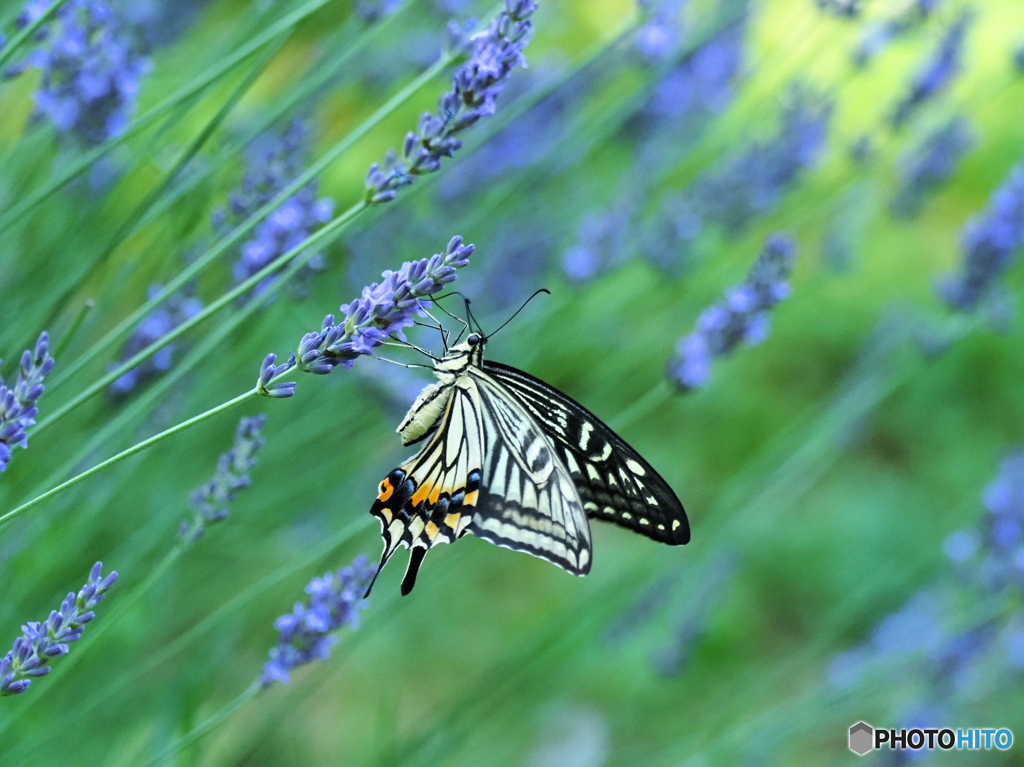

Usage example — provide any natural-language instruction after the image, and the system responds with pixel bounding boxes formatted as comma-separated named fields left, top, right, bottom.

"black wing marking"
left=483, top=361, right=690, bottom=546
left=466, top=374, right=593, bottom=575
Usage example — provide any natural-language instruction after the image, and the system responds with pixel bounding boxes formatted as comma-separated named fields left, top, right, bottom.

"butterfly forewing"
left=482, top=361, right=690, bottom=545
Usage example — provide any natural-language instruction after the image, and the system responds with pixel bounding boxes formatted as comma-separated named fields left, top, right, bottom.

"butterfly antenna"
left=417, top=309, right=450, bottom=353
left=431, top=292, right=471, bottom=344
left=485, top=288, right=550, bottom=340
left=463, top=295, right=482, bottom=336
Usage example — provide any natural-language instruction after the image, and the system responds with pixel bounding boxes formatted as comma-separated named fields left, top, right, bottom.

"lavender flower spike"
left=179, top=415, right=267, bottom=546
left=364, top=0, right=538, bottom=205
left=108, top=286, right=203, bottom=397
left=5, top=1, right=151, bottom=146
left=937, top=156, right=1024, bottom=312
left=260, top=555, right=377, bottom=687
left=891, top=9, right=972, bottom=128
left=668, top=234, right=796, bottom=391
left=891, top=116, right=974, bottom=218
left=0, top=332, right=55, bottom=473
left=219, top=121, right=335, bottom=299
left=1, top=562, right=118, bottom=696
left=287, top=236, right=473, bottom=377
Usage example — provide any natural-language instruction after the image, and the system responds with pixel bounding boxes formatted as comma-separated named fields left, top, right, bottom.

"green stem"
left=51, top=299, right=95, bottom=361
left=44, top=52, right=452, bottom=402
left=0, top=0, right=332, bottom=232
left=40, top=34, right=288, bottom=333
left=0, top=0, right=68, bottom=74
left=142, top=683, right=261, bottom=767
left=0, top=390, right=255, bottom=528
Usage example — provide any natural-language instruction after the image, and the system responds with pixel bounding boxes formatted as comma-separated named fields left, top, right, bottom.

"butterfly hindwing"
left=483, top=361, right=690, bottom=545
left=368, top=385, right=483, bottom=595
left=466, top=373, right=593, bottom=575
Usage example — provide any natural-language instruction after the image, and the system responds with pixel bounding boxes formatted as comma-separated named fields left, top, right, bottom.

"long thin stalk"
left=38, top=34, right=289, bottom=336
left=0, top=390, right=255, bottom=527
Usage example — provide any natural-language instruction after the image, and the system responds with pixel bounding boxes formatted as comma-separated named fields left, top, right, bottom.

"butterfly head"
left=435, top=332, right=486, bottom=376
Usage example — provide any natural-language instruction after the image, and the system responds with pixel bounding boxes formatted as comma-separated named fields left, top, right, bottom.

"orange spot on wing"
left=428, top=484, right=443, bottom=505
left=412, top=481, right=431, bottom=507
left=464, top=490, right=479, bottom=507
left=425, top=521, right=440, bottom=540
left=378, top=478, right=394, bottom=502
left=444, top=513, right=461, bottom=531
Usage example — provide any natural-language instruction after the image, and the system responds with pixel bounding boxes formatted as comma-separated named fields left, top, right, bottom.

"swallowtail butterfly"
left=367, top=332, right=689, bottom=595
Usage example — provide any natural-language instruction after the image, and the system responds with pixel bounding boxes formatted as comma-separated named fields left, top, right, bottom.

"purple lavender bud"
left=364, top=2, right=537, bottom=205
left=179, top=415, right=267, bottom=546
left=815, top=0, right=861, bottom=19
left=1014, top=44, right=1024, bottom=75
left=260, top=555, right=377, bottom=687
left=0, top=563, right=117, bottom=696
left=0, top=331, right=55, bottom=473
left=668, top=235, right=796, bottom=391
left=937, top=157, right=1024, bottom=313
left=943, top=529, right=980, bottom=563
left=892, top=117, right=974, bottom=218
left=256, top=353, right=297, bottom=398
left=108, top=287, right=203, bottom=397
left=891, top=9, right=972, bottom=128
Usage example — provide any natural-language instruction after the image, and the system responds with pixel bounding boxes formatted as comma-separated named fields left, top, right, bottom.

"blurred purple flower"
left=364, top=0, right=538, bottom=205
left=1006, top=624, right=1024, bottom=669
left=0, top=333, right=55, bottom=473
left=936, top=157, right=1024, bottom=312
left=667, top=234, right=795, bottom=390
left=891, top=117, right=974, bottom=218
left=852, top=0, right=943, bottom=68
left=682, top=86, right=832, bottom=235
left=179, top=415, right=266, bottom=546
left=260, top=555, right=376, bottom=686
left=0, top=563, right=117, bottom=696
left=562, top=206, right=636, bottom=283
left=354, top=0, right=404, bottom=23
left=118, top=0, right=210, bottom=48
left=216, top=121, right=335, bottom=298
left=635, top=0, right=686, bottom=64
left=891, top=9, right=972, bottom=128
left=108, top=286, right=203, bottom=397
left=815, top=0, right=861, bottom=19
left=5, top=0, right=151, bottom=146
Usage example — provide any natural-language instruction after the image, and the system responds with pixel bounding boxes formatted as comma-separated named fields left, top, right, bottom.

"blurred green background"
left=1, top=0, right=1023, bottom=764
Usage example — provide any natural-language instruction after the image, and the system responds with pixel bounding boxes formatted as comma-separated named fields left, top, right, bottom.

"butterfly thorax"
left=397, top=336, right=485, bottom=446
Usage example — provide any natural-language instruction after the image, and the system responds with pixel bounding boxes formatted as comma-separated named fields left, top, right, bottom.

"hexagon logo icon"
left=849, top=721, right=874, bottom=756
